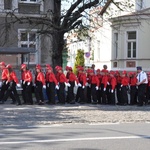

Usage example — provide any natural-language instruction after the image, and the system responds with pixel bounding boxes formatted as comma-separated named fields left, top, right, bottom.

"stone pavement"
left=0, top=103, right=150, bottom=126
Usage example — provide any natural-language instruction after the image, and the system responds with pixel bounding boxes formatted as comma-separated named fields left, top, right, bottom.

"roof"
left=0, top=47, right=37, bottom=54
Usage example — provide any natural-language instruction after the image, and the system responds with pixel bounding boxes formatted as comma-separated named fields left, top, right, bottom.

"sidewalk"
left=0, top=103, right=150, bottom=126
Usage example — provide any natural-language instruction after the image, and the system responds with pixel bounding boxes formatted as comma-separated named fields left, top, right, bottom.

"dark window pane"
left=133, top=42, right=136, bottom=58
left=127, top=42, right=131, bottom=57
left=29, top=33, right=36, bottom=41
left=128, top=31, right=136, bottom=39
left=21, top=33, right=27, bottom=41
left=21, top=44, right=28, bottom=48
left=4, top=0, right=12, bottom=10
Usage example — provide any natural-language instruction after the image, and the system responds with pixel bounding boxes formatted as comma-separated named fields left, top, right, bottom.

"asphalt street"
left=0, top=123, right=150, bottom=150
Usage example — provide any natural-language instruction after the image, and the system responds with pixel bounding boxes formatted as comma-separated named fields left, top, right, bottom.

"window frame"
left=126, top=31, right=137, bottom=59
left=19, top=0, right=38, bottom=4
left=18, top=29, right=39, bottom=64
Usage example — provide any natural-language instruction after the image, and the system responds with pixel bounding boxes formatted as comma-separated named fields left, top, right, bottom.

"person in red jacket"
left=34, top=64, right=46, bottom=105
left=86, top=68, right=92, bottom=103
left=89, top=69, right=99, bottom=104
left=96, top=69, right=102, bottom=104
left=109, top=71, right=117, bottom=105
left=115, top=71, right=122, bottom=105
left=3, top=64, right=21, bottom=105
left=129, top=72, right=138, bottom=105
left=101, top=69, right=108, bottom=104
left=46, top=65, right=59, bottom=104
left=0, top=62, right=9, bottom=103
left=77, top=66, right=87, bottom=104
left=67, top=67, right=78, bottom=104
left=146, top=72, right=150, bottom=105
left=57, top=66, right=70, bottom=104
left=120, top=70, right=129, bottom=105
left=21, top=64, right=33, bottom=105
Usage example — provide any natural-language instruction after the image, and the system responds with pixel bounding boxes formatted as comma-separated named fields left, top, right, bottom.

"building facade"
left=91, top=0, right=150, bottom=71
left=0, top=0, right=55, bottom=68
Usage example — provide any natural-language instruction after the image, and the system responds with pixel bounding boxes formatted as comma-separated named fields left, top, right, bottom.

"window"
left=139, top=0, right=143, bottom=9
left=4, top=0, right=12, bottom=10
left=114, top=33, right=118, bottom=59
left=18, top=30, right=38, bottom=64
left=126, top=61, right=136, bottom=68
left=127, top=31, right=136, bottom=58
left=20, top=0, right=37, bottom=3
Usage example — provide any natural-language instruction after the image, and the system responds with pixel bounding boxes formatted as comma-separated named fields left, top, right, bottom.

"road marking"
left=28, top=124, right=63, bottom=128
left=0, top=136, right=150, bottom=145
left=89, top=122, right=120, bottom=125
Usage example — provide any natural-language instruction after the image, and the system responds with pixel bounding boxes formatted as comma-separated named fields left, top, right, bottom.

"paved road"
left=0, top=123, right=150, bottom=150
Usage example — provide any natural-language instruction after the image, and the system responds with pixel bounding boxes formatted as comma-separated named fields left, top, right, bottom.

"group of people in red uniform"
left=0, top=61, right=149, bottom=106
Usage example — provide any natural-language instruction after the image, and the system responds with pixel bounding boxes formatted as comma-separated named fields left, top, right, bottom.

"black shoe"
left=70, top=101, right=75, bottom=104
left=137, top=104, right=143, bottom=107
left=16, top=103, right=22, bottom=106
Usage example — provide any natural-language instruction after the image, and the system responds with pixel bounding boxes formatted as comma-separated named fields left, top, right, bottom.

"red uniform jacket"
left=91, top=75, right=99, bottom=87
left=35, top=72, right=45, bottom=85
left=130, top=77, right=137, bottom=86
left=87, top=74, right=92, bottom=84
left=66, top=72, right=70, bottom=79
left=58, top=73, right=68, bottom=83
left=101, top=75, right=108, bottom=88
left=55, top=72, right=60, bottom=82
left=121, top=76, right=129, bottom=86
left=22, top=70, right=32, bottom=82
left=45, top=72, right=49, bottom=82
left=78, top=72, right=86, bottom=86
left=1, top=68, right=8, bottom=80
left=48, top=73, right=58, bottom=85
left=116, top=76, right=122, bottom=84
left=68, top=72, right=78, bottom=83
left=110, top=77, right=117, bottom=90
left=7, top=71, right=19, bottom=84
left=97, top=74, right=102, bottom=87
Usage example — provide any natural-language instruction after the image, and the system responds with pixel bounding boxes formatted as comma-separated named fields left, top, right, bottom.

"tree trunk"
left=52, top=31, right=64, bottom=67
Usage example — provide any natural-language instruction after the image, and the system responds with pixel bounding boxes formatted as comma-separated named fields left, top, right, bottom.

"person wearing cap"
left=146, top=72, right=150, bottom=104
left=129, top=72, right=138, bottom=105
left=86, top=68, right=92, bottom=103
left=96, top=69, right=102, bottom=104
left=89, top=69, right=99, bottom=104
left=109, top=71, right=117, bottom=105
left=3, top=64, right=21, bottom=105
left=120, top=70, right=129, bottom=105
left=34, top=64, right=46, bottom=105
left=136, top=66, right=148, bottom=106
left=101, top=69, right=108, bottom=104
left=76, top=66, right=87, bottom=104
left=0, top=62, right=9, bottom=103
left=57, top=66, right=70, bottom=104
left=45, top=65, right=59, bottom=104
left=67, top=67, right=78, bottom=104
left=21, top=64, right=33, bottom=105
left=115, top=71, right=122, bottom=105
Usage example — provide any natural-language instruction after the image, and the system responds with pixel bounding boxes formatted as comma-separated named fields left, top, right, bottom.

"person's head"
left=137, top=66, right=142, bottom=73
left=96, top=69, right=100, bottom=75
left=36, top=64, right=41, bottom=73
left=103, top=65, right=107, bottom=70
left=69, top=67, right=73, bottom=72
left=0, top=62, right=5, bottom=69
left=21, top=64, right=27, bottom=72
left=6, top=64, right=13, bottom=72
left=91, top=64, right=95, bottom=69
left=57, top=67, right=63, bottom=73
left=122, top=70, right=127, bottom=77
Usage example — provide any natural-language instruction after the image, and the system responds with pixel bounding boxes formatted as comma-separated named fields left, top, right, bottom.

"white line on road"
left=28, top=124, right=63, bottom=128
left=0, top=136, right=150, bottom=145
left=89, top=123, right=120, bottom=126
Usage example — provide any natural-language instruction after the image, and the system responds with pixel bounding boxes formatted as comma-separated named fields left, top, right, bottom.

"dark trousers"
left=138, top=84, right=147, bottom=105
left=22, top=82, right=33, bottom=104
left=3, top=81, right=21, bottom=104
left=67, top=81, right=75, bottom=103
left=78, top=86, right=85, bottom=103
left=35, top=81, right=44, bottom=103
left=110, top=86, right=116, bottom=105
left=75, top=86, right=80, bottom=102
left=130, top=86, right=137, bottom=105
left=46, top=81, right=50, bottom=101
left=86, top=86, right=91, bottom=103
left=97, top=88, right=102, bottom=104
left=0, top=80, right=9, bottom=101
left=48, top=82, right=56, bottom=104
left=58, top=82, right=65, bottom=103
left=121, top=86, right=128, bottom=104
left=116, top=83, right=122, bottom=103
left=101, top=84, right=107, bottom=104
left=91, top=84, right=97, bottom=103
